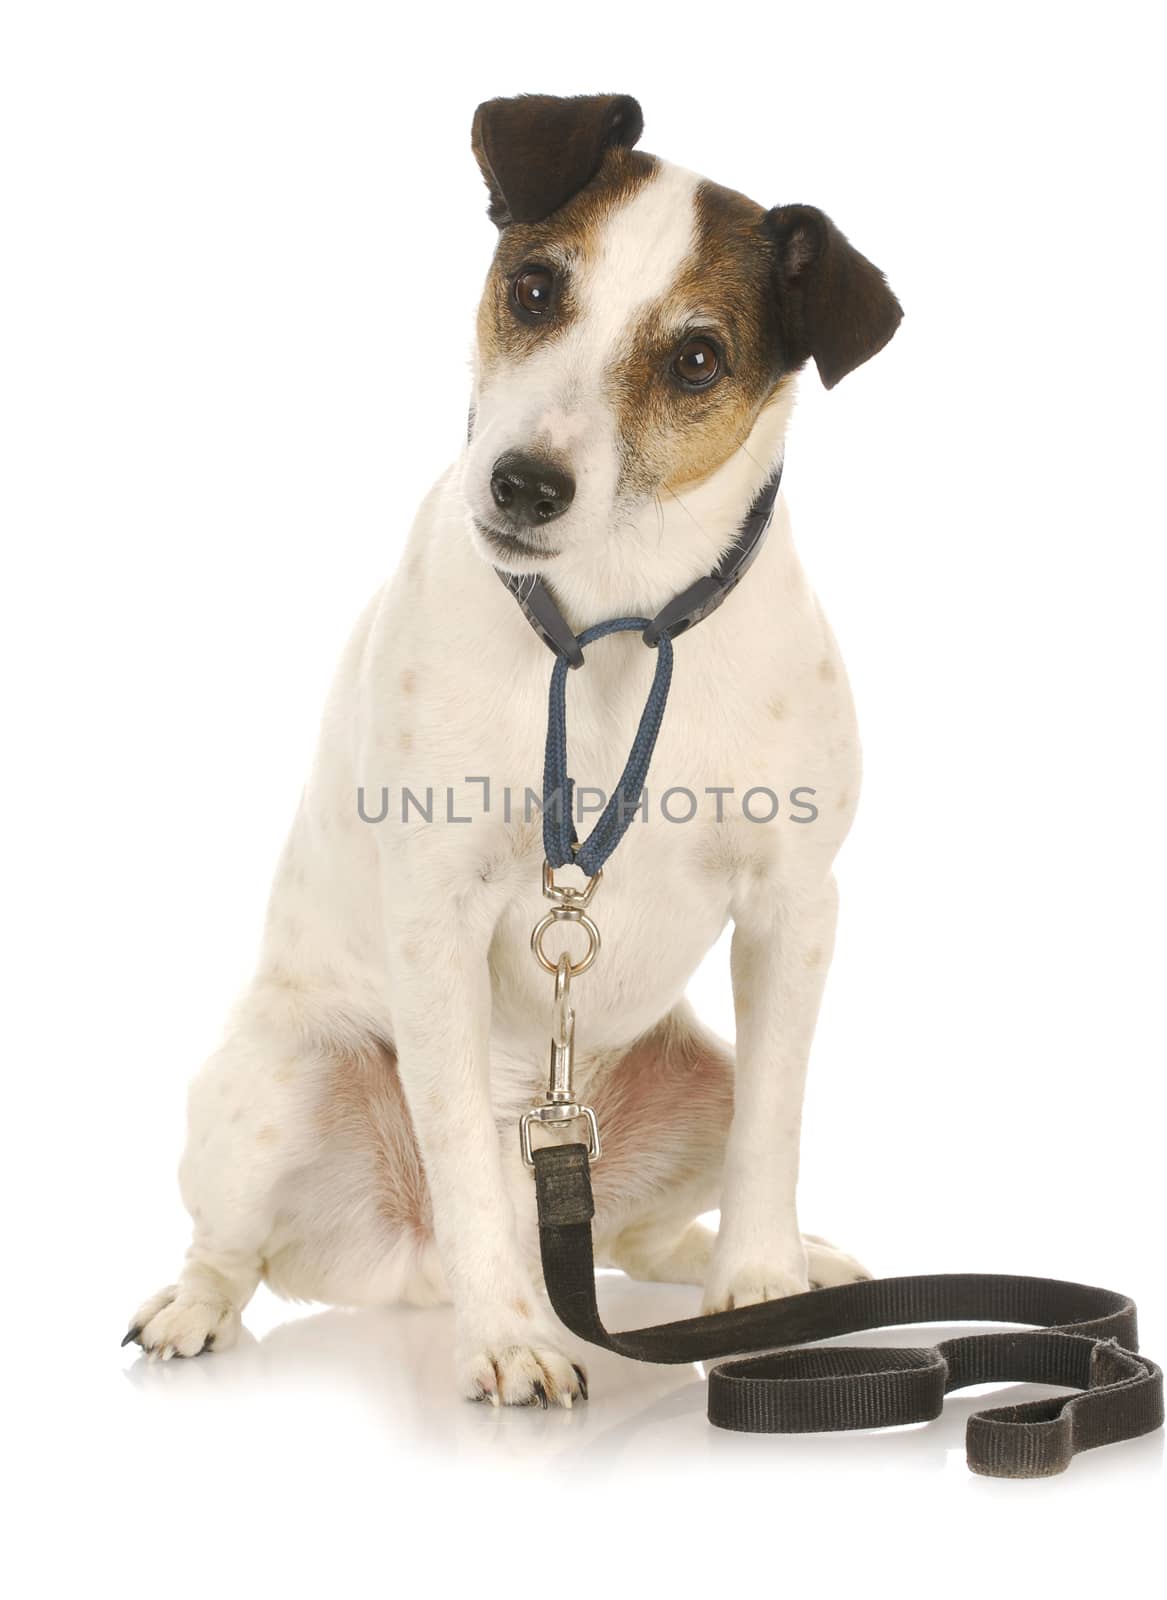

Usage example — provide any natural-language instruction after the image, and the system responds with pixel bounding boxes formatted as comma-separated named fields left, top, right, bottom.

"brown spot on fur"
left=399, top=729, right=413, bottom=753
left=587, top=1006, right=735, bottom=1222
left=401, top=669, right=416, bottom=694
left=310, top=1012, right=735, bottom=1255
left=511, top=1299, right=531, bottom=1320
left=317, top=1040, right=432, bottom=1236
left=256, top=1125, right=278, bottom=1145
left=768, top=697, right=787, bottom=720
left=818, top=657, right=837, bottom=683
left=837, top=790, right=849, bottom=811
left=803, top=946, right=823, bottom=968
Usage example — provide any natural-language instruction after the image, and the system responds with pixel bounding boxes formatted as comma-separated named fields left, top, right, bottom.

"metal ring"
left=531, top=908, right=601, bottom=977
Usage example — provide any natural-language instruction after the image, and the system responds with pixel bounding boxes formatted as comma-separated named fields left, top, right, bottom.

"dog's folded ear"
left=471, top=93, right=644, bottom=227
left=766, top=205, right=903, bottom=389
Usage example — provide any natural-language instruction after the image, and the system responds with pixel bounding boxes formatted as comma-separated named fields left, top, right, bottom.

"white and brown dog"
left=127, top=94, right=902, bottom=1406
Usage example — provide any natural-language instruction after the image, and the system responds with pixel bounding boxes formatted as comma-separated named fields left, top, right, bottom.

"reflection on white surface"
left=122, top=1275, right=1164, bottom=1484
left=9, top=1275, right=1159, bottom=1598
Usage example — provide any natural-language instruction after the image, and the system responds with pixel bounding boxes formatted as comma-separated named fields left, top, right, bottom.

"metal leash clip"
left=521, top=867, right=603, bottom=1168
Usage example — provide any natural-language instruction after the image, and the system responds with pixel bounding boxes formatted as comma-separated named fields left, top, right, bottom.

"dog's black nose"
left=489, top=453, right=575, bottom=528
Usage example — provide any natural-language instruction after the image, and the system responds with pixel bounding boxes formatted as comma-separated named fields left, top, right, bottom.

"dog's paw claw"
left=460, top=1342, right=585, bottom=1409
left=124, top=1285, right=240, bottom=1360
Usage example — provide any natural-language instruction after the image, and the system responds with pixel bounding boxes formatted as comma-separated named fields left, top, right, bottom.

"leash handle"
left=533, top=1142, right=1164, bottom=1478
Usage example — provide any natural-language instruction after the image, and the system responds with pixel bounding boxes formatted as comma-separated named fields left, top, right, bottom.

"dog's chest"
left=363, top=510, right=860, bottom=1064
left=455, top=651, right=853, bottom=1063
left=486, top=804, right=735, bottom=1058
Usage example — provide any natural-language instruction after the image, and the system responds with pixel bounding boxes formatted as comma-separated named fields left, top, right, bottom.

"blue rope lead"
left=542, top=618, right=674, bottom=876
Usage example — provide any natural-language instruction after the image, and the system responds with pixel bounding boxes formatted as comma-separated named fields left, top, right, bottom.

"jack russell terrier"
left=126, top=93, right=902, bottom=1407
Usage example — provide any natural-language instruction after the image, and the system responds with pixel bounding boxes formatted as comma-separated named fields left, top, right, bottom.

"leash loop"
left=543, top=618, right=674, bottom=877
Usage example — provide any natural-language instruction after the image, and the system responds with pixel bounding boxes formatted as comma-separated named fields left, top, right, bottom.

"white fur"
left=129, top=161, right=867, bottom=1405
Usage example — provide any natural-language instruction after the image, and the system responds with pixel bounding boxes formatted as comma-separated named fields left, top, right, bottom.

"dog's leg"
left=614, top=1220, right=866, bottom=1292
left=589, top=1002, right=867, bottom=1291
left=606, top=1214, right=719, bottom=1286
left=702, top=874, right=862, bottom=1311
left=588, top=1006, right=731, bottom=1285
left=388, top=910, right=585, bottom=1408
left=125, top=1000, right=320, bottom=1358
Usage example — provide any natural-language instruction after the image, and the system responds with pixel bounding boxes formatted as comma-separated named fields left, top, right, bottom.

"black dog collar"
left=495, top=461, right=783, bottom=668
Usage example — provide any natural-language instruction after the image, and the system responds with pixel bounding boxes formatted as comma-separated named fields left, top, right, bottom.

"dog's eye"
left=513, top=267, right=555, bottom=317
left=672, top=337, right=722, bottom=388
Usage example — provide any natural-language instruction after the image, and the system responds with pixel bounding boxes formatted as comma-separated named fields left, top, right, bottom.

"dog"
left=126, top=93, right=902, bottom=1406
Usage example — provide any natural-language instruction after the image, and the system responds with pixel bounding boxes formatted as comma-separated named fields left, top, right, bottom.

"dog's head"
left=464, top=94, right=902, bottom=578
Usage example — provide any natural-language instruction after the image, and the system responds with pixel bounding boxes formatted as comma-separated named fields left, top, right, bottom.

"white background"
left=3, top=1, right=1164, bottom=1594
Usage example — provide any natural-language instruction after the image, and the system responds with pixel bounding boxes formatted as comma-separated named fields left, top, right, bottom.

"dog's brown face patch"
left=473, top=155, right=790, bottom=513
left=466, top=147, right=899, bottom=572
left=608, top=180, right=791, bottom=498
left=474, top=148, right=658, bottom=378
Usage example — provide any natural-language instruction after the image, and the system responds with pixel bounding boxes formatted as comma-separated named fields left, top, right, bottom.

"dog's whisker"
left=732, top=431, right=766, bottom=475
left=652, top=493, right=666, bottom=547
left=663, top=483, right=705, bottom=537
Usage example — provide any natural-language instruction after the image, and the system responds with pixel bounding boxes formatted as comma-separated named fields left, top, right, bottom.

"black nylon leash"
left=534, top=1143, right=1164, bottom=1478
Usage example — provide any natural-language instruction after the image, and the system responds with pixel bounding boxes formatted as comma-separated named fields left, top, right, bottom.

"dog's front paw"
left=122, top=1284, right=241, bottom=1360
left=459, top=1331, right=586, bottom=1409
left=701, top=1263, right=810, bottom=1314
left=701, top=1235, right=810, bottom=1314
left=702, top=1232, right=872, bottom=1312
